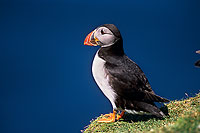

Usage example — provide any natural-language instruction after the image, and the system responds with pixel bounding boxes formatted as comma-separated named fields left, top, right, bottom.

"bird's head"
left=84, top=24, right=122, bottom=48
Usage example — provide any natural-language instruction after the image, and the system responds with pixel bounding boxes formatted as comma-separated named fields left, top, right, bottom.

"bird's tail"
left=145, top=92, right=170, bottom=103
left=136, top=101, right=166, bottom=118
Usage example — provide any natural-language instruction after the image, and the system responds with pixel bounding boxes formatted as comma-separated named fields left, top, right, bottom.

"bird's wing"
left=195, top=60, right=200, bottom=67
left=105, top=55, right=169, bottom=103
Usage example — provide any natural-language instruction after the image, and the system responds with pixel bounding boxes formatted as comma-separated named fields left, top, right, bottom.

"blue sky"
left=0, top=0, right=200, bottom=133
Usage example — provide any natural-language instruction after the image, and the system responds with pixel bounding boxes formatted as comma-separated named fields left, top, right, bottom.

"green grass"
left=82, top=93, right=200, bottom=133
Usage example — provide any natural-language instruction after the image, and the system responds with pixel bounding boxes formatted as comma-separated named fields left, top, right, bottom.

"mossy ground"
left=82, top=93, right=200, bottom=133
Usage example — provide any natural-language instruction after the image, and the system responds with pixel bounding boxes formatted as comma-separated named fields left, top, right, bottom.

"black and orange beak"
left=84, top=30, right=99, bottom=46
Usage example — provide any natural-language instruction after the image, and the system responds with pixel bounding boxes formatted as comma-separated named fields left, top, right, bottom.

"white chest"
left=92, top=50, right=116, bottom=109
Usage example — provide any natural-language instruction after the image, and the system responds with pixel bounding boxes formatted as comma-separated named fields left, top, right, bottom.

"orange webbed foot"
left=98, top=110, right=125, bottom=123
left=98, top=110, right=116, bottom=123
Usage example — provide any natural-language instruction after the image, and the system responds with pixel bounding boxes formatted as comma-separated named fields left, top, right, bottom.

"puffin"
left=84, top=24, right=169, bottom=123
left=195, top=50, right=200, bottom=67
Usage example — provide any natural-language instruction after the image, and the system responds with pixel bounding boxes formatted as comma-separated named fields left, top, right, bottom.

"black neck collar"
left=98, top=39, right=124, bottom=61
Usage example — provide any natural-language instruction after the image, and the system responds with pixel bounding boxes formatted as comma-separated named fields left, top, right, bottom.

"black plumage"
left=195, top=60, right=200, bottom=67
left=195, top=50, right=200, bottom=67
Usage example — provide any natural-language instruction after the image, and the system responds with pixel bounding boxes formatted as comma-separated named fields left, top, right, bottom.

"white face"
left=94, top=27, right=116, bottom=47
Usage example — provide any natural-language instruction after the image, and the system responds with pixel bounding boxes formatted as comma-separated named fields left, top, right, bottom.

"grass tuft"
left=82, top=93, right=200, bottom=133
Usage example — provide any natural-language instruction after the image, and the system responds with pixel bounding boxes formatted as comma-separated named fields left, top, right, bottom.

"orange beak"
left=84, top=30, right=99, bottom=46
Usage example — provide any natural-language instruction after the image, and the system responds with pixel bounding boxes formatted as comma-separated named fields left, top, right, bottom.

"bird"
left=84, top=24, right=169, bottom=123
left=195, top=50, right=200, bottom=67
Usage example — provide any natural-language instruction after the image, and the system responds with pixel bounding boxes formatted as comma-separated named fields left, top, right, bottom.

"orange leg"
left=116, top=111, right=125, bottom=120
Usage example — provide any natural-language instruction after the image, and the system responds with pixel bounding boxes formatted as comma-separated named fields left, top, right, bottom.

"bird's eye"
left=101, top=29, right=105, bottom=35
